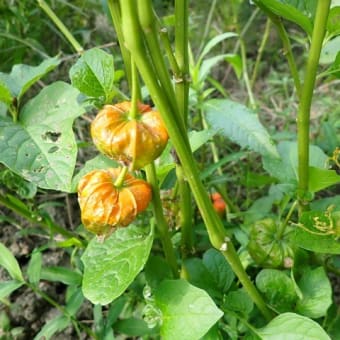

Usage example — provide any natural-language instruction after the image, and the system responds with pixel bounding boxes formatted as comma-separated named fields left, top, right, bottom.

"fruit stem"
left=114, top=166, right=128, bottom=188
left=129, top=57, right=141, bottom=120
left=145, top=162, right=179, bottom=277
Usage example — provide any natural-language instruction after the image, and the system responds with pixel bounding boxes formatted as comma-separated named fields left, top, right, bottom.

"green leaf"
left=0, top=243, right=24, bottom=282
left=82, top=224, right=153, bottom=305
left=69, top=48, right=114, bottom=100
left=0, top=56, right=60, bottom=100
left=320, top=35, right=340, bottom=64
left=327, top=7, right=340, bottom=38
left=225, top=54, right=242, bottom=79
left=34, top=314, right=70, bottom=340
left=263, top=141, right=328, bottom=185
left=202, top=248, right=235, bottom=293
left=115, top=318, right=155, bottom=336
left=145, top=256, right=173, bottom=290
left=199, top=32, right=237, bottom=61
left=71, top=154, right=119, bottom=192
left=0, top=82, right=85, bottom=192
left=256, top=269, right=298, bottom=313
left=254, top=0, right=313, bottom=36
left=0, top=280, right=24, bottom=299
left=189, top=129, right=218, bottom=152
left=27, top=251, right=42, bottom=285
left=294, top=210, right=340, bottom=254
left=199, top=55, right=230, bottom=82
left=184, top=258, right=222, bottom=299
left=65, top=289, right=84, bottom=316
left=0, top=81, right=12, bottom=106
left=154, top=279, right=223, bottom=340
left=40, top=267, right=82, bottom=286
left=257, top=313, right=331, bottom=340
left=205, top=99, right=278, bottom=158
left=223, top=289, right=254, bottom=316
left=309, top=166, right=340, bottom=192
left=296, top=267, right=332, bottom=318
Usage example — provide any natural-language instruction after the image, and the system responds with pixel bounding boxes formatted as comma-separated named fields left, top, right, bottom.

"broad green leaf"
left=263, top=141, right=328, bottom=185
left=0, top=243, right=24, bottom=282
left=309, top=166, right=340, bottom=192
left=183, top=258, right=222, bottom=299
left=69, top=48, right=114, bottom=100
left=223, top=289, right=254, bottom=315
left=34, top=314, right=70, bottom=340
left=254, top=0, right=313, bottom=36
left=202, top=248, right=235, bottom=293
left=27, top=251, right=42, bottom=285
left=311, top=195, right=340, bottom=211
left=296, top=267, right=332, bottom=318
left=0, top=56, right=60, bottom=100
left=257, top=313, right=331, bottom=340
left=82, top=225, right=153, bottom=305
left=199, top=32, right=237, bottom=61
left=145, top=256, right=173, bottom=290
left=71, top=154, right=119, bottom=192
left=154, top=279, right=223, bottom=340
left=205, top=99, right=278, bottom=158
left=256, top=269, right=298, bottom=313
left=0, top=81, right=12, bottom=105
left=0, top=82, right=85, bottom=192
left=327, top=6, right=340, bottom=38
left=40, top=266, right=82, bottom=286
left=294, top=210, right=340, bottom=254
left=320, top=35, right=340, bottom=64
left=0, top=280, right=24, bottom=299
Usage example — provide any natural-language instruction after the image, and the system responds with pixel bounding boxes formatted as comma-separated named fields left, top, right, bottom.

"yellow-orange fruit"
left=211, top=192, right=227, bottom=217
left=78, top=168, right=152, bottom=235
left=91, top=102, right=168, bottom=170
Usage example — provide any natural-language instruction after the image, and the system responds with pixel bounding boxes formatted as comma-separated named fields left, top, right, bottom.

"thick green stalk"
left=175, top=0, right=190, bottom=127
left=119, top=0, right=272, bottom=320
left=145, top=163, right=179, bottom=277
left=37, top=0, right=83, bottom=53
left=176, top=165, right=194, bottom=258
left=297, top=0, right=331, bottom=212
left=137, top=0, right=186, bottom=134
left=107, top=0, right=132, bottom=88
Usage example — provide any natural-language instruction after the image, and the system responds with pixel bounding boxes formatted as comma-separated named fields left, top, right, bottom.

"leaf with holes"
left=81, top=224, right=153, bottom=305
left=0, top=81, right=85, bottom=192
left=205, top=99, right=278, bottom=158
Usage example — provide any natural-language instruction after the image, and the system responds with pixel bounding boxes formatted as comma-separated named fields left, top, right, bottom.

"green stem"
left=160, top=28, right=181, bottom=79
left=137, top=0, right=185, bottom=133
left=251, top=18, right=271, bottom=88
left=176, top=165, right=194, bottom=258
left=240, top=40, right=256, bottom=109
left=277, top=200, right=298, bottom=239
left=0, top=193, right=78, bottom=240
left=114, top=166, right=128, bottom=188
left=129, top=58, right=140, bottom=119
left=254, top=2, right=301, bottom=99
left=37, top=0, right=83, bottom=53
left=198, top=0, right=217, bottom=55
left=145, top=163, right=179, bottom=277
left=107, top=0, right=132, bottom=88
left=297, top=0, right=331, bottom=212
left=120, top=0, right=272, bottom=320
left=175, top=0, right=190, bottom=127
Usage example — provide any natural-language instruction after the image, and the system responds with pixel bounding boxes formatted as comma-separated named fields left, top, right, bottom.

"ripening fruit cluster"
left=77, top=102, right=169, bottom=236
